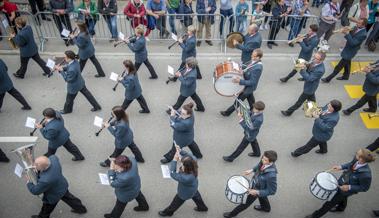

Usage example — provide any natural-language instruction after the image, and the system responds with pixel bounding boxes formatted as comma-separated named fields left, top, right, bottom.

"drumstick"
left=235, top=180, right=249, bottom=190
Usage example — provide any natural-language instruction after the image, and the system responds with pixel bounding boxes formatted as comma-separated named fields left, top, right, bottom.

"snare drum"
left=214, top=61, right=244, bottom=97
left=225, top=175, right=250, bottom=204
left=309, top=172, right=338, bottom=201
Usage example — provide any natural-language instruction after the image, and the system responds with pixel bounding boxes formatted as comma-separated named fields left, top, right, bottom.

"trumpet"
left=113, top=35, right=137, bottom=47
left=352, top=62, right=379, bottom=74
left=368, top=113, right=379, bottom=119
left=112, top=70, right=127, bottom=91
left=168, top=34, right=188, bottom=50
left=29, top=118, right=46, bottom=136
left=333, top=26, right=352, bottom=33
left=288, top=34, right=307, bottom=44
left=166, top=66, right=186, bottom=84
left=95, top=116, right=113, bottom=136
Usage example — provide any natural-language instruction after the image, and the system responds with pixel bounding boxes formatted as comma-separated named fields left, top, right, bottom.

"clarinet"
left=168, top=34, right=188, bottom=50
left=95, top=116, right=113, bottom=137
left=166, top=66, right=186, bottom=84
left=65, top=27, right=78, bottom=47
left=29, top=118, right=46, bottom=136
left=48, top=59, right=66, bottom=78
left=112, top=70, right=126, bottom=91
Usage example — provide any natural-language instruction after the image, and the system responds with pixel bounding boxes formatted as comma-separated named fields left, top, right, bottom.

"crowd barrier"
left=0, top=11, right=319, bottom=53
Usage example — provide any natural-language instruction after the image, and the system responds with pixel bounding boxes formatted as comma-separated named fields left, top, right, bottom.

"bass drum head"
left=227, top=175, right=250, bottom=194
left=316, top=172, right=338, bottom=191
left=214, top=73, right=244, bottom=97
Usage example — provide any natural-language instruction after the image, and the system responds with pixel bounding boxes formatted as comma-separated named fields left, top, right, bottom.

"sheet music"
left=145, top=37, right=150, bottom=42
left=94, top=116, right=103, bottom=128
left=46, top=59, right=55, bottom=69
left=14, top=163, right=23, bottom=178
left=118, top=32, right=125, bottom=40
left=167, top=65, right=174, bottom=75
left=98, top=173, right=110, bottom=185
left=109, top=72, right=119, bottom=81
left=161, top=165, right=171, bottom=178
left=25, top=117, right=36, bottom=129
left=2, top=19, right=9, bottom=29
left=61, top=29, right=70, bottom=37
left=171, top=33, right=178, bottom=41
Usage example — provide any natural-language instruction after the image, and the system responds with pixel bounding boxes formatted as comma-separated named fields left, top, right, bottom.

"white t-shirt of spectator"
left=321, top=2, right=340, bottom=24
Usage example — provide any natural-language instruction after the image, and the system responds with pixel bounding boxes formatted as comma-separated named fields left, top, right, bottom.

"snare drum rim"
left=309, top=172, right=338, bottom=201
left=213, top=72, right=244, bottom=97
left=225, top=175, right=250, bottom=204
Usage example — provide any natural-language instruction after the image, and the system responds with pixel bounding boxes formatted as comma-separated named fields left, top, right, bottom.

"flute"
left=114, top=35, right=137, bottom=47
left=95, top=116, right=113, bottom=137
left=29, top=118, right=46, bottom=136
left=166, top=66, right=186, bottom=84
left=112, top=70, right=127, bottom=91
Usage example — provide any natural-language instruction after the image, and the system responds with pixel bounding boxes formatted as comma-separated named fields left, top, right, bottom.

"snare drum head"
left=227, top=175, right=250, bottom=194
left=214, top=73, right=244, bottom=97
left=316, top=172, right=338, bottom=191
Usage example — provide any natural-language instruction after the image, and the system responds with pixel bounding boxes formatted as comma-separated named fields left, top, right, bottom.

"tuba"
left=235, top=98, right=253, bottom=129
left=303, top=100, right=322, bottom=118
left=12, top=144, right=38, bottom=184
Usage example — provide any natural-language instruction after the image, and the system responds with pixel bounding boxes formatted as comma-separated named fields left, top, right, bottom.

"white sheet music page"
left=94, top=116, right=103, bottom=127
left=161, top=165, right=171, bottom=178
left=98, top=173, right=110, bottom=185
left=171, top=33, right=178, bottom=41
left=109, top=72, right=119, bottom=81
left=118, top=32, right=125, bottom=40
left=25, top=117, right=36, bottom=129
left=168, top=65, right=174, bottom=76
left=61, top=29, right=70, bottom=37
left=46, top=59, right=55, bottom=69
left=232, top=62, right=239, bottom=70
left=14, top=163, right=23, bottom=178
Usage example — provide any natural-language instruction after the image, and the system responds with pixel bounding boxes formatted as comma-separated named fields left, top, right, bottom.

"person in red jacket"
left=0, top=0, right=19, bottom=33
left=124, top=0, right=152, bottom=36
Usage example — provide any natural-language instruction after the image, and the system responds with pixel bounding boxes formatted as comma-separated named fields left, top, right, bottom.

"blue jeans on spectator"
left=288, top=18, right=302, bottom=40
left=236, top=18, right=247, bottom=33
left=86, top=18, right=97, bottom=36
left=167, top=7, right=179, bottom=35
left=220, top=8, right=234, bottom=36
left=103, top=14, right=118, bottom=39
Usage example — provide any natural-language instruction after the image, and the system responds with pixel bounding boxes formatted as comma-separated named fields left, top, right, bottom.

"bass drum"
left=214, top=61, right=244, bottom=97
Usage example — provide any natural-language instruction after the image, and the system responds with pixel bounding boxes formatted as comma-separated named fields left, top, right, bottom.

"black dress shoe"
left=329, top=207, right=344, bottom=212
left=0, top=157, right=10, bottom=162
left=149, top=76, right=158, bottom=79
left=205, top=40, right=213, bottom=46
left=373, top=210, right=379, bottom=216
left=136, top=158, right=145, bottom=163
left=13, top=73, right=24, bottom=79
left=160, top=158, right=169, bottom=164
left=363, top=108, right=376, bottom=113
left=254, top=205, right=270, bottom=212
left=134, top=206, right=149, bottom=211
left=248, top=152, right=260, bottom=157
left=321, top=78, right=330, bottom=83
left=223, top=156, right=233, bottom=162
left=139, top=109, right=150, bottom=113
left=223, top=212, right=233, bottom=218
left=289, top=43, right=294, bottom=47
left=291, top=152, right=299, bottom=157
left=158, top=211, right=172, bottom=216
left=342, top=110, right=351, bottom=115
left=280, top=77, right=288, bottom=83
left=272, top=42, right=278, bottom=46
left=21, top=106, right=32, bottom=110
left=194, top=207, right=208, bottom=212
left=297, top=78, right=304, bottom=81
left=220, top=111, right=230, bottom=117
left=281, top=110, right=292, bottom=116
left=91, top=107, right=101, bottom=112
left=267, top=43, right=273, bottom=49
left=99, top=162, right=109, bottom=167
left=315, top=149, right=326, bottom=154
left=194, top=108, right=205, bottom=112
left=95, top=74, right=105, bottom=78
left=72, top=156, right=85, bottom=161
left=42, top=72, right=49, bottom=76
left=104, top=214, right=113, bottom=218
left=336, top=77, right=348, bottom=80
left=71, top=209, right=87, bottom=214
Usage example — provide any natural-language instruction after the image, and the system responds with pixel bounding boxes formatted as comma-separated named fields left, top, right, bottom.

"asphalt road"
left=0, top=54, right=378, bottom=218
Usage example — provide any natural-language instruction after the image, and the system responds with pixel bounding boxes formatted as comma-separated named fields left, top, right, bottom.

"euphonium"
left=294, top=58, right=309, bottom=73
left=236, top=98, right=253, bottom=129
left=12, top=144, right=38, bottom=184
left=303, top=100, right=322, bottom=118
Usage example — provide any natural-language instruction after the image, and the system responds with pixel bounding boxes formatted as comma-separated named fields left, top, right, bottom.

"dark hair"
left=123, top=60, right=136, bottom=75
left=182, top=157, right=198, bottom=177
left=114, top=155, right=133, bottom=171
left=182, top=102, right=194, bottom=115
left=330, top=99, right=342, bottom=112
left=253, top=101, right=265, bottom=111
left=357, top=149, right=376, bottom=163
left=112, top=106, right=129, bottom=122
left=77, top=22, right=88, bottom=35
left=309, top=24, right=319, bottom=32
left=263, top=150, right=278, bottom=163
left=64, top=50, right=79, bottom=60
left=254, top=48, right=263, bottom=59
left=43, top=108, right=59, bottom=119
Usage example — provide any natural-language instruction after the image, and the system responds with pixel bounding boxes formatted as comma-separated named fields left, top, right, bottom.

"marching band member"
left=305, top=148, right=375, bottom=218
left=167, top=57, right=205, bottom=112
left=0, top=58, right=31, bottom=111
left=223, top=101, right=265, bottom=162
left=161, top=102, right=203, bottom=164
left=159, top=146, right=208, bottom=216
left=281, top=51, right=326, bottom=116
left=322, top=18, right=367, bottom=82
left=0, top=148, right=9, bottom=162
left=234, top=24, right=262, bottom=64
left=342, top=61, right=379, bottom=115
left=119, top=60, right=150, bottom=113
left=124, top=25, right=158, bottom=79
left=220, top=49, right=263, bottom=117
left=70, top=22, right=106, bottom=78
left=54, top=50, right=102, bottom=114
left=11, top=16, right=50, bottom=79
left=27, top=155, right=87, bottom=218
left=100, top=106, right=145, bottom=167
left=280, top=24, right=320, bottom=83
left=35, top=108, right=85, bottom=161
left=366, top=137, right=379, bottom=153
left=105, top=155, right=149, bottom=218
left=223, top=150, right=278, bottom=218
left=291, top=100, right=341, bottom=157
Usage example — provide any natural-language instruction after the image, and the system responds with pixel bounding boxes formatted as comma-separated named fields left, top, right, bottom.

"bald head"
left=248, top=24, right=259, bottom=35
left=34, top=156, right=50, bottom=171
